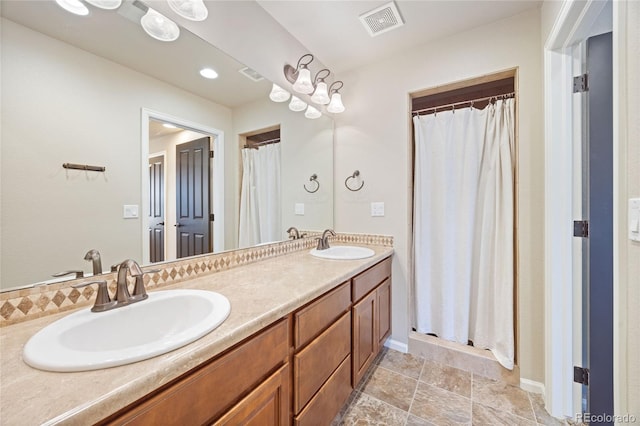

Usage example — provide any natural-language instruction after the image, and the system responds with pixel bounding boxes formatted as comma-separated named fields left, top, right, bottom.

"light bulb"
left=167, top=0, right=208, bottom=21
left=269, top=84, right=291, bottom=103
left=289, top=96, right=307, bottom=112
left=310, top=81, right=330, bottom=105
left=199, top=68, right=218, bottom=79
left=327, top=92, right=345, bottom=113
left=141, top=8, right=180, bottom=42
left=304, top=105, right=322, bottom=119
left=292, top=67, right=314, bottom=94
left=55, top=0, right=89, bottom=16
left=85, top=0, right=122, bottom=10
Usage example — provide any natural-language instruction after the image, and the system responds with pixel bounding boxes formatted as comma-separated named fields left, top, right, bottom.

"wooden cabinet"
left=100, top=255, right=392, bottom=426
left=101, top=319, right=289, bottom=426
left=351, top=258, right=392, bottom=386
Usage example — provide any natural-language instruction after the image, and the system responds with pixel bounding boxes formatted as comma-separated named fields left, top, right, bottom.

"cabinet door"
left=214, top=364, right=290, bottom=426
left=352, top=291, right=377, bottom=385
left=377, top=278, right=391, bottom=347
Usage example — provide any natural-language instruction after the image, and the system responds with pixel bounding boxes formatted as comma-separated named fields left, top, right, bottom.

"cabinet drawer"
left=104, top=319, right=289, bottom=425
left=293, top=312, right=351, bottom=413
left=294, top=355, right=352, bottom=426
left=294, top=281, right=350, bottom=349
left=352, top=257, right=391, bottom=302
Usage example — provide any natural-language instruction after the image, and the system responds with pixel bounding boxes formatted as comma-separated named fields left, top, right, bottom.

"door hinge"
left=209, top=150, right=214, bottom=158
left=209, top=214, right=215, bottom=221
left=574, top=366, right=589, bottom=385
left=573, top=74, right=589, bottom=93
left=573, top=220, right=589, bottom=238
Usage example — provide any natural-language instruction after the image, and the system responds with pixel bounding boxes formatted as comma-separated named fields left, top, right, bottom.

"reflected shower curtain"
left=238, top=143, right=281, bottom=248
left=413, top=99, right=515, bottom=369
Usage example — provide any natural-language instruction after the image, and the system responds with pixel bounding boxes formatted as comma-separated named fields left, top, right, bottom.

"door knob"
left=158, top=222, right=165, bottom=226
left=174, top=223, right=183, bottom=227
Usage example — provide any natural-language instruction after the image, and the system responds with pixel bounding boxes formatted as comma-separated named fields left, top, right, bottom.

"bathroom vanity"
left=0, top=242, right=393, bottom=425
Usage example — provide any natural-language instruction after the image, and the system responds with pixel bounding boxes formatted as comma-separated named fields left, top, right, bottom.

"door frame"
left=148, top=151, right=167, bottom=262
left=141, top=108, right=225, bottom=264
left=543, top=0, right=617, bottom=418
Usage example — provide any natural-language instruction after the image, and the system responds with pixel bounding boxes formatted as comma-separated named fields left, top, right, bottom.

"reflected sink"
left=23, top=289, right=230, bottom=372
left=309, top=246, right=375, bottom=260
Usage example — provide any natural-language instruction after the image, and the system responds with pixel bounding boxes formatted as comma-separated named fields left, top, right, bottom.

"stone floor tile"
left=361, top=366, right=418, bottom=411
left=472, top=402, right=537, bottom=425
left=529, top=392, right=569, bottom=425
left=471, top=375, right=536, bottom=421
left=410, top=381, right=472, bottom=425
left=378, top=349, right=425, bottom=379
left=337, top=391, right=408, bottom=426
left=420, top=359, right=472, bottom=398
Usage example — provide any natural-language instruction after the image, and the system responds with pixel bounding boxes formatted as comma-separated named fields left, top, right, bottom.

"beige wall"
left=333, top=8, right=545, bottom=383
left=618, top=0, right=640, bottom=417
left=0, top=19, right=232, bottom=289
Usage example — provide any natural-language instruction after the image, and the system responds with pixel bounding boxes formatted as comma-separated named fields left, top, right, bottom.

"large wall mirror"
left=0, top=0, right=334, bottom=291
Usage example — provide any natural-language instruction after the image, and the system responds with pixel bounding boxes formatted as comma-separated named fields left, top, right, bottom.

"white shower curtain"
left=238, top=143, right=281, bottom=247
left=413, top=99, right=515, bottom=369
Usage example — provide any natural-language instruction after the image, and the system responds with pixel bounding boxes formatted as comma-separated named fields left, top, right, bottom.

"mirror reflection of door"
left=148, top=155, right=165, bottom=263
left=176, top=137, right=212, bottom=258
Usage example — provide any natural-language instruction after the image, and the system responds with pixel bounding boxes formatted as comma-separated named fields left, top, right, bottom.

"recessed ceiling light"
left=162, top=123, right=178, bottom=129
left=199, top=68, right=218, bottom=79
left=55, top=0, right=89, bottom=16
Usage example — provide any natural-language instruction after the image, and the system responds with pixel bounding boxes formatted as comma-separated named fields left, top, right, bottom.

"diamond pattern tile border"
left=0, top=233, right=392, bottom=326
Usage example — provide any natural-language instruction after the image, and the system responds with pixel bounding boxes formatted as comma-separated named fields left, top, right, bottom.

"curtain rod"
left=412, top=92, right=516, bottom=115
left=243, top=137, right=281, bottom=149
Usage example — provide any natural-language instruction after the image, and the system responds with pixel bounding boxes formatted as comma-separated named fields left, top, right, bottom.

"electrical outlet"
left=371, top=202, right=385, bottom=217
left=123, top=204, right=139, bottom=219
left=295, top=203, right=305, bottom=215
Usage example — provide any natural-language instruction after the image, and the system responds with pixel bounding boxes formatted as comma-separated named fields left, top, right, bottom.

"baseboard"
left=384, top=338, right=408, bottom=353
left=520, top=378, right=545, bottom=395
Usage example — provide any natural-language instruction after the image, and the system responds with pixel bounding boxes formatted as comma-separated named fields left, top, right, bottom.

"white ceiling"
left=257, top=0, right=542, bottom=74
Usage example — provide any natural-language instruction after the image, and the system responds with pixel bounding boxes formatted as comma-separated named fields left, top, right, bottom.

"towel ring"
left=345, top=170, right=364, bottom=192
left=304, top=174, right=319, bottom=193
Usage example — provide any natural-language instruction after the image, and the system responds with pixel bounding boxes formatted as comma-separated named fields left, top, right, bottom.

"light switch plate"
left=295, top=203, right=305, bottom=216
left=371, top=202, right=385, bottom=217
left=123, top=204, right=139, bottom=219
left=629, top=198, right=640, bottom=242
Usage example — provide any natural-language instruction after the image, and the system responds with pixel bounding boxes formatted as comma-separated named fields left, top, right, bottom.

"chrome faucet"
left=83, top=249, right=103, bottom=276
left=115, top=259, right=144, bottom=304
left=73, top=259, right=151, bottom=312
left=316, top=229, right=336, bottom=250
left=286, top=227, right=307, bottom=240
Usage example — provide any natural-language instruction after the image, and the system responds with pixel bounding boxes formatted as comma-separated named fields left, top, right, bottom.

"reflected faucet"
left=286, top=227, right=307, bottom=240
left=84, top=249, right=102, bottom=276
left=316, top=229, right=336, bottom=250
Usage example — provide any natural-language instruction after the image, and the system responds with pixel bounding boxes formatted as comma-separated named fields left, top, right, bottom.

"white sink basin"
left=23, top=289, right=230, bottom=372
left=309, top=245, right=375, bottom=260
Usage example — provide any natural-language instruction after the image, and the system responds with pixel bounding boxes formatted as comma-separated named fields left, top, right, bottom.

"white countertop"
left=0, top=245, right=393, bottom=425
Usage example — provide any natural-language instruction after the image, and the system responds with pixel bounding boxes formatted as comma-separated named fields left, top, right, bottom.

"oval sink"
left=23, top=289, right=230, bottom=372
left=309, top=245, right=375, bottom=260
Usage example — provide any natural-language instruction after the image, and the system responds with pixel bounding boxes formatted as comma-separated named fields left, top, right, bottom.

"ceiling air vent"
left=238, top=67, right=264, bottom=82
left=359, top=1, right=404, bottom=37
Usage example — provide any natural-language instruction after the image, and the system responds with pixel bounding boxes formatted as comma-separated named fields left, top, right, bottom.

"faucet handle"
left=72, top=280, right=114, bottom=312
left=131, top=269, right=160, bottom=300
left=52, top=270, right=84, bottom=279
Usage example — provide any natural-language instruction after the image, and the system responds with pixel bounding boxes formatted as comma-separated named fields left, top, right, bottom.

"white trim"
left=543, top=0, right=614, bottom=419
left=520, top=378, right=545, bottom=396
left=148, top=150, right=168, bottom=262
left=140, top=108, right=225, bottom=263
left=384, top=338, right=408, bottom=353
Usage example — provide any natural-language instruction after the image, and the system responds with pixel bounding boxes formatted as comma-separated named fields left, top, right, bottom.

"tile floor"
left=333, top=348, right=570, bottom=426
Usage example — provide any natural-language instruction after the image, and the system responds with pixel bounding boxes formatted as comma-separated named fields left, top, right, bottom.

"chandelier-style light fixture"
left=280, top=54, right=346, bottom=116
left=140, top=8, right=180, bottom=42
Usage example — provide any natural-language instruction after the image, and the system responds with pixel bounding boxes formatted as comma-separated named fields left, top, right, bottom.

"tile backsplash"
left=0, top=233, right=393, bottom=326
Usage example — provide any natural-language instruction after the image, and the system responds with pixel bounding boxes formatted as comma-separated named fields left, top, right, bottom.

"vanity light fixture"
left=167, top=0, right=208, bottom=21
left=85, top=0, right=122, bottom=10
left=327, top=81, right=346, bottom=113
left=140, top=8, right=180, bottom=42
left=310, top=69, right=331, bottom=105
left=284, top=54, right=315, bottom=95
left=55, top=0, right=89, bottom=16
left=304, top=105, right=322, bottom=119
left=288, top=96, right=307, bottom=112
left=199, top=68, right=218, bottom=79
left=269, top=84, right=291, bottom=103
